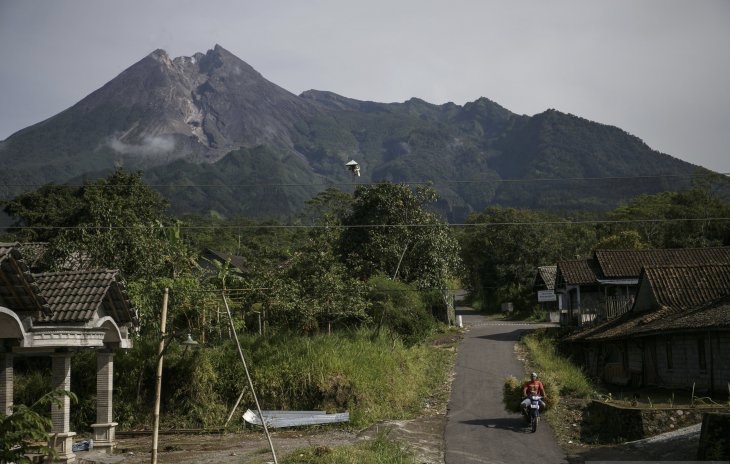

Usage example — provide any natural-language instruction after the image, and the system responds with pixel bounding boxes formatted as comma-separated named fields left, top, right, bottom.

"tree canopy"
left=337, top=182, right=462, bottom=290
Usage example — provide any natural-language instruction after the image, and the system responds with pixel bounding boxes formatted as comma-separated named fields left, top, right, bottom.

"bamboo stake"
left=221, top=291, right=278, bottom=464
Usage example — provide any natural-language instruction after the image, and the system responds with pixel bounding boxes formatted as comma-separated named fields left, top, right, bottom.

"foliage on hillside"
left=33, top=329, right=453, bottom=431
left=458, top=175, right=730, bottom=312
left=2, top=167, right=729, bottom=440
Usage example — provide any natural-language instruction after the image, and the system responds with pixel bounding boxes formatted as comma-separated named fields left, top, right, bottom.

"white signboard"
left=537, top=290, right=557, bottom=302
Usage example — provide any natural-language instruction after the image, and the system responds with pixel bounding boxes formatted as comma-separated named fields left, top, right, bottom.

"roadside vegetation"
left=1, top=168, right=728, bottom=462
left=503, top=329, right=593, bottom=413
left=275, top=430, right=416, bottom=464
left=509, top=328, right=730, bottom=450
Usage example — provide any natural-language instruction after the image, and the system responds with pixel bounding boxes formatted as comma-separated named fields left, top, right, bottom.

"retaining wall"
left=583, top=400, right=729, bottom=443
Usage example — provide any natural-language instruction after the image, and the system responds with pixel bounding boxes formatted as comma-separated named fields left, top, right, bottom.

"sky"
left=1, top=0, right=729, bottom=173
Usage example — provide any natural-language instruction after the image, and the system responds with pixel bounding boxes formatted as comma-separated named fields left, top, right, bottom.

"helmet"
left=531, top=372, right=538, bottom=378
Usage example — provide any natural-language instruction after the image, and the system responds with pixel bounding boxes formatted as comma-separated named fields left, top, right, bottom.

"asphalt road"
left=444, top=304, right=568, bottom=464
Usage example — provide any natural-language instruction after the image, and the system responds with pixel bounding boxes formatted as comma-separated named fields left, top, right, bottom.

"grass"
left=238, top=328, right=454, bottom=427
left=520, top=328, right=594, bottom=398
left=514, top=328, right=730, bottom=448
left=273, top=430, right=416, bottom=464
left=512, top=328, right=597, bottom=446
left=243, top=328, right=459, bottom=464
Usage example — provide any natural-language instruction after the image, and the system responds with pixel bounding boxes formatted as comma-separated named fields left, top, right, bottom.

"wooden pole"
left=151, top=288, right=169, bottom=464
left=221, top=291, right=278, bottom=463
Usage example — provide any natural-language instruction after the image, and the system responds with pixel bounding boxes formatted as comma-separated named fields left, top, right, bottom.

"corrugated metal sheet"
left=243, top=409, right=350, bottom=428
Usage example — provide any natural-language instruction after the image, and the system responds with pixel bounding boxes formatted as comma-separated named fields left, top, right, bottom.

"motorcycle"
left=522, top=394, right=542, bottom=432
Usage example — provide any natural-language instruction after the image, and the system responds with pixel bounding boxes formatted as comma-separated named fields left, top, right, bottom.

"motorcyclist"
left=520, top=372, right=546, bottom=414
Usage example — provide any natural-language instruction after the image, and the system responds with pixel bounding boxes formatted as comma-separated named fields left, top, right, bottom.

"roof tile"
left=595, top=247, right=730, bottom=279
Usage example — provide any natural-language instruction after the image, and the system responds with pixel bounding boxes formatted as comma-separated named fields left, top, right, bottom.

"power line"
left=4, top=217, right=730, bottom=231
left=1, top=173, right=728, bottom=189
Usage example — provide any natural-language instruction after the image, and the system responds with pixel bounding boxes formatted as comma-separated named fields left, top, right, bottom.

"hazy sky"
left=1, top=0, right=728, bottom=172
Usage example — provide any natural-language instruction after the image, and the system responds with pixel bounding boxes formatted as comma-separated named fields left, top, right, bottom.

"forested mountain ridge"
left=0, top=45, right=712, bottom=221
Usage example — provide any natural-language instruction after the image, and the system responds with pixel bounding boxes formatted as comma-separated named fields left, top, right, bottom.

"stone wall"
left=583, top=400, right=729, bottom=443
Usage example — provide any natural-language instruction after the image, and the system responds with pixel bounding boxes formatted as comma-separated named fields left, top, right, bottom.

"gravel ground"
left=76, top=415, right=445, bottom=464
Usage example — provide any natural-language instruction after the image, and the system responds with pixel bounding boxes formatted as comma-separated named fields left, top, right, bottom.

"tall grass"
left=520, top=329, right=593, bottom=398
left=106, top=327, right=453, bottom=430
left=237, top=328, right=451, bottom=427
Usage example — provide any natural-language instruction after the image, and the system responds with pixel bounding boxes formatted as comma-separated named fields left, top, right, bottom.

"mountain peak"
left=0, top=45, right=709, bottom=222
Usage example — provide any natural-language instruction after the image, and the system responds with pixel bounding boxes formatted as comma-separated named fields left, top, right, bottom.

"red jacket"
left=522, top=380, right=546, bottom=397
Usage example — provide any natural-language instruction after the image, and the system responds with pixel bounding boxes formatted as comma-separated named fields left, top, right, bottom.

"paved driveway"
left=444, top=305, right=567, bottom=464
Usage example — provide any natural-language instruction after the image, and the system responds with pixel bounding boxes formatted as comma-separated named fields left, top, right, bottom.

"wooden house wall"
left=627, top=341, right=643, bottom=385
left=710, top=334, right=730, bottom=393
left=654, top=334, right=711, bottom=391
left=633, top=279, right=656, bottom=313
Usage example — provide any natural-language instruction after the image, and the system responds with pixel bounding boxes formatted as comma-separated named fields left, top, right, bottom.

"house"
left=0, top=243, right=138, bottom=462
left=564, top=263, right=730, bottom=394
left=554, top=247, right=730, bottom=327
left=533, top=265, right=559, bottom=322
left=199, top=248, right=250, bottom=277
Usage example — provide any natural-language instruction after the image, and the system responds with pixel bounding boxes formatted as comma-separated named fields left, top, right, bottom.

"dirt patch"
left=76, top=414, right=445, bottom=464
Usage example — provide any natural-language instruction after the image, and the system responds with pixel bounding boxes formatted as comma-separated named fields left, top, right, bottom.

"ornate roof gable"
left=33, top=269, right=138, bottom=325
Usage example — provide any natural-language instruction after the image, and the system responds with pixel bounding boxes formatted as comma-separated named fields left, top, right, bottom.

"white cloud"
left=107, top=135, right=175, bottom=156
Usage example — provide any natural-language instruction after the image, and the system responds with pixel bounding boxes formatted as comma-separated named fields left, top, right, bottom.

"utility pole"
left=151, top=288, right=168, bottom=464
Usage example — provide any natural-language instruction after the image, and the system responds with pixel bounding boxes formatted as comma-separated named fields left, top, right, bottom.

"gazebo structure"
left=0, top=243, right=138, bottom=463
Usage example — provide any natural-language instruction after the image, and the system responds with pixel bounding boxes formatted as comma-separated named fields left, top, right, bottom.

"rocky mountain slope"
left=0, top=45, right=711, bottom=221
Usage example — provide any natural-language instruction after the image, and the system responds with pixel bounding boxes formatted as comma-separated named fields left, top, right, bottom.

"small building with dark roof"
left=564, top=262, right=730, bottom=393
left=554, top=247, right=730, bottom=327
left=0, top=242, right=138, bottom=462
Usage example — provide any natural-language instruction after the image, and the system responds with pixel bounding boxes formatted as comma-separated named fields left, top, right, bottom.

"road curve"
left=444, top=304, right=568, bottom=464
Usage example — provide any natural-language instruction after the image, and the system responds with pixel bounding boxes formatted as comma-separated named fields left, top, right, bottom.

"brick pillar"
left=0, top=352, right=13, bottom=416
left=50, top=352, right=76, bottom=463
left=91, top=351, right=117, bottom=451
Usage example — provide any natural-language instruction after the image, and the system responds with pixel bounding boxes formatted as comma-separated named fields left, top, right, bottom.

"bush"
left=367, top=275, right=438, bottom=346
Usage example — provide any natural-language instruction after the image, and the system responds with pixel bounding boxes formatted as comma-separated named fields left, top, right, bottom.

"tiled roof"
left=562, top=313, right=628, bottom=342
left=557, top=258, right=601, bottom=285
left=567, top=264, right=730, bottom=342
left=595, top=247, right=730, bottom=279
left=202, top=249, right=249, bottom=274
left=536, top=266, right=557, bottom=290
left=0, top=242, right=50, bottom=314
left=33, top=269, right=137, bottom=324
left=633, top=296, right=730, bottom=333
left=642, top=264, right=730, bottom=310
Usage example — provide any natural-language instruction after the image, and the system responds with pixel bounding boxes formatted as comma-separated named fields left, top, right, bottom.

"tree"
left=603, top=180, right=730, bottom=248
left=337, top=182, right=461, bottom=290
left=459, top=207, right=595, bottom=310
left=2, top=184, right=84, bottom=242
left=272, top=233, right=371, bottom=332
left=594, top=230, right=648, bottom=250
left=19, top=169, right=193, bottom=280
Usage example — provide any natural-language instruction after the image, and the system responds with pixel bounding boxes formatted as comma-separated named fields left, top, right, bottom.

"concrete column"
left=0, top=352, right=13, bottom=416
left=91, top=351, right=117, bottom=451
left=50, top=351, right=76, bottom=463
